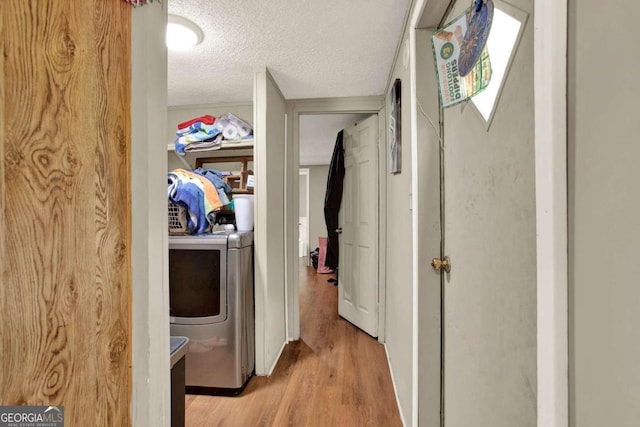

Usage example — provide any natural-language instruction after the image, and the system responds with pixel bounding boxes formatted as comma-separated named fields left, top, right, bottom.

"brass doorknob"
left=431, top=256, right=451, bottom=273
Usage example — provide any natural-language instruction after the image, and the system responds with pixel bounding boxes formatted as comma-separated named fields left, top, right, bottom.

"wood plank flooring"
left=185, top=260, right=402, bottom=427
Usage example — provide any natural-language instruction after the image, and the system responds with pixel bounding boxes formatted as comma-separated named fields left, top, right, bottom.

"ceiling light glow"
left=166, top=15, right=203, bottom=51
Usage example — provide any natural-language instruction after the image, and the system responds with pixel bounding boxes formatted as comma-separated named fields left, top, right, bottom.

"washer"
left=168, top=231, right=254, bottom=395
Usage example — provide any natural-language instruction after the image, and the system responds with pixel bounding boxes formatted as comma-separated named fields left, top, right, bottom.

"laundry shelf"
left=231, top=188, right=254, bottom=195
left=166, top=138, right=254, bottom=154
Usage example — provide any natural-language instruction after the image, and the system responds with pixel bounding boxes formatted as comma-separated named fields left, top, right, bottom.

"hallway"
left=184, top=260, right=402, bottom=426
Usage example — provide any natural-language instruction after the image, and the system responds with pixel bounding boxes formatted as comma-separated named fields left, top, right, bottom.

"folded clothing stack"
left=173, top=113, right=254, bottom=156
left=174, top=115, right=221, bottom=156
left=168, top=168, right=232, bottom=234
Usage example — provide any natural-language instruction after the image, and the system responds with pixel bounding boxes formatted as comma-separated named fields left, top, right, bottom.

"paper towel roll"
left=237, top=124, right=251, bottom=138
left=223, top=126, right=239, bottom=140
left=214, top=117, right=229, bottom=132
left=213, top=113, right=253, bottom=139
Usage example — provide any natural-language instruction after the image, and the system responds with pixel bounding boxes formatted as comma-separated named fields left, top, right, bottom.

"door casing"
left=286, top=97, right=386, bottom=343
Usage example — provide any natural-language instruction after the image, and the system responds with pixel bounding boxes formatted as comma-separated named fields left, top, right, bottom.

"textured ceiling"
left=167, top=0, right=411, bottom=106
left=299, top=114, right=370, bottom=166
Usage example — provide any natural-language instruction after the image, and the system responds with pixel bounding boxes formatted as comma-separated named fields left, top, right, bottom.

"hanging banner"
left=459, top=0, right=495, bottom=77
left=123, top=0, right=154, bottom=6
left=431, top=9, right=492, bottom=108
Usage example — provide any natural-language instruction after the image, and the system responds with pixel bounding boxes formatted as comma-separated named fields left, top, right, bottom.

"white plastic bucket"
left=233, top=195, right=254, bottom=231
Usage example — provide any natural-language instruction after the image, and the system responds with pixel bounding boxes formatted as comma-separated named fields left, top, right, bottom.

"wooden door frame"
left=409, top=0, right=569, bottom=426
left=285, top=97, right=385, bottom=343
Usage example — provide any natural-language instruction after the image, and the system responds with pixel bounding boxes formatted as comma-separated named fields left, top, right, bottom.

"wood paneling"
left=0, top=1, right=131, bottom=425
left=184, top=261, right=402, bottom=427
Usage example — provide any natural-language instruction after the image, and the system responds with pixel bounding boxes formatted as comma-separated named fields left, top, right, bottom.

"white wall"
left=131, top=2, right=170, bottom=426
left=254, top=69, right=287, bottom=375
left=384, top=23, right=415, bottom=424
left=569, top=0, right=640, bottom=425
left=307, top=165, right=329, bottom=251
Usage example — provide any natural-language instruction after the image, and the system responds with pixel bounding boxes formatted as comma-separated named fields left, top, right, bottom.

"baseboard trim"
left=267, top=340, right=288, bottom=376
left=385, top=343, right=408, bottom=427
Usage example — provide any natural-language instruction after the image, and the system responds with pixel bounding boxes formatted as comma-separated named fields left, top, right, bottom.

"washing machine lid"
left=227, top=231, right=253, bottom=248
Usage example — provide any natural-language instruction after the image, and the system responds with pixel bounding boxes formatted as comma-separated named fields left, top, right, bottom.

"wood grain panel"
left=0, top=1, right=131, bottom=425
left=184, top=260, right=402, bottom=427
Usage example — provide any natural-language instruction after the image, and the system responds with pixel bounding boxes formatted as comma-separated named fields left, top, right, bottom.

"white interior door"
left=414, top=26, right=445, bottom=427
left=298, top=217, right=308, bottom=257
left=299, top=169, right=309, bottom=258
left=439, top=1, right=536, bottom=426
left=338, top=114, right=378, bottom=337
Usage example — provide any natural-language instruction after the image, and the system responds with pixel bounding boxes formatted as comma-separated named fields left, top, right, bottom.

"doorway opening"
left=298, top=113, right=367, bottom=268
left=288, top=106, right=384, bottom=345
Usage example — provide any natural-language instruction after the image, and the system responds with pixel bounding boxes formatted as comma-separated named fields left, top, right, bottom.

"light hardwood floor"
left=185, top=259, right=402, bottom=426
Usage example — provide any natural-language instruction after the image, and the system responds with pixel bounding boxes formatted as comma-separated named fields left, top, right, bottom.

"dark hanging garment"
left=324, top=130, right=345, bottom=269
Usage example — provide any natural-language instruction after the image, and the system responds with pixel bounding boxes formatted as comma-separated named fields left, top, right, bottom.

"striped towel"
left=174, top=122, right=222, bottom=156
left=168, top=169, right=224, bottom=234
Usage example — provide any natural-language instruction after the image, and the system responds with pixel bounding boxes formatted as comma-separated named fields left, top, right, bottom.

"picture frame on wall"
left=389, top=79, right=402, bottom=174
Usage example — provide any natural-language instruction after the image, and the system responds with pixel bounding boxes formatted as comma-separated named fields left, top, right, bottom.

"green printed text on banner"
left=431, top=11, right=492, bottom=108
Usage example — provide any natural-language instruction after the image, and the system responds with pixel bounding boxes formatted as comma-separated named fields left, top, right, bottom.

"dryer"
left=169, top=231, right=254, bottom=395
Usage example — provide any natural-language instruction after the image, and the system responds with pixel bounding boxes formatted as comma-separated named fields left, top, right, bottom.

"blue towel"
left=168, top=172, right=210, bottom=234
left=193, top=168, right=232, bottom=194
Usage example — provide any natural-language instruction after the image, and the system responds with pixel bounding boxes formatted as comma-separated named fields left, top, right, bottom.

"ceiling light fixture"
left=166, top=15, right=204, bottom=51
